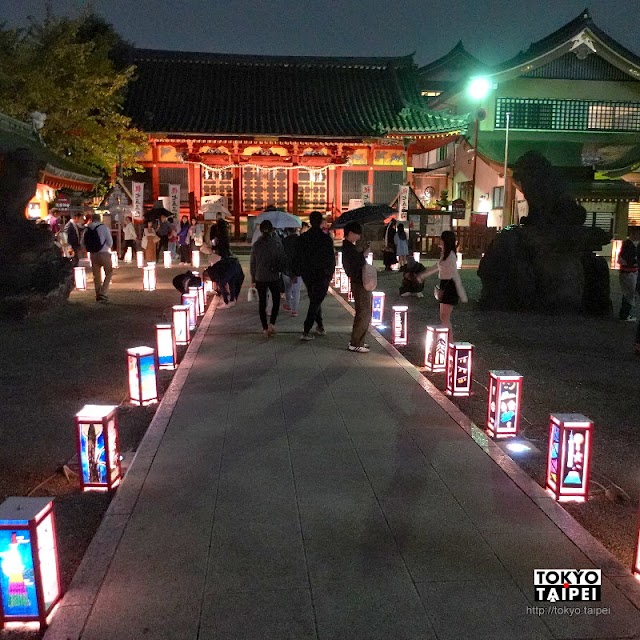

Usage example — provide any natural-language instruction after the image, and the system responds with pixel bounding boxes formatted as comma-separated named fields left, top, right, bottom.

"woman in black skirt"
left=417, top=230, right=467, bottom=339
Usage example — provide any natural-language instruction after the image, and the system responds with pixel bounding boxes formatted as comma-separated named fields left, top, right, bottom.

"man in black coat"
left=64, top=212, right=84, bottom=266
left=292, top=211, right=336, bottom=341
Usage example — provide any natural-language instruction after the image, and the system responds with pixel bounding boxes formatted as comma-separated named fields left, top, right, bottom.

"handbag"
left=362, top=263, right=377, bottom=291
left=247, top=286, right=258, bottom=302
left=434, top=285, right=444, bottom=301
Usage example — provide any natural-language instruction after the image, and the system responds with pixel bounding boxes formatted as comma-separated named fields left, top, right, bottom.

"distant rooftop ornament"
left=570, top=31, right=597, bottom=60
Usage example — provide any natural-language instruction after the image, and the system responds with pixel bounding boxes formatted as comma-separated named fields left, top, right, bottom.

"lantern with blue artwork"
left=0, top=497, right=61, bottom=630
left=156, top=324, right=177, bottom=370
left=127, top=346, right=158, bottom=406
left=546, top=413, right=593, bottom=502
left=445, top=342, right=473, bottom=397
left=371, top=291, right=385, bottom=326
left=181, top=292, right=198, bottom=330
left=486, top=370, right=523, bottom=439
left=424, top=325, right=449, bottom=372
left=172, top=305, right=190, bottom=346
left=392, top=305, right=408, bottom=346
left=75, top=405, right=121, bottom=491
left=73, top=267, right=87, bottom=290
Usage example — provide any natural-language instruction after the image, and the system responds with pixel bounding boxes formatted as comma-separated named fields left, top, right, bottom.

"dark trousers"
left=219, top=271, right=245, bottom=303
left=157, top=235, right=169, bottom=258
left=350, top=281, right=371, bottom=347
left=256, top=280, right=280, bottom=329
left=179, top=244, right=191, bottom=263
left=122, top=239, right=136, bottom=259
left=303, top=277, right=331, bottom=334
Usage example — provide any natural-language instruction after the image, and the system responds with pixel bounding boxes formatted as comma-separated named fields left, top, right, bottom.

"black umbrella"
left=331, top=204, right=395, bottom=229
left=145, top=204, right=173, bottom=223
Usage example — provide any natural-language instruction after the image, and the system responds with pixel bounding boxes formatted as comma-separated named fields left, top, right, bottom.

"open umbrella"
left=331, top=204, right=395, bottom=228
left=253, top=210, right=302, bottom=229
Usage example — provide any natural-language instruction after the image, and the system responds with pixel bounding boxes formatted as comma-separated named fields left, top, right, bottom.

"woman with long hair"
left=177, top=215, right=192, bottom=264
left=417, top=230, right=467, bottom=337
left=250, top=219, right=287, bottom=337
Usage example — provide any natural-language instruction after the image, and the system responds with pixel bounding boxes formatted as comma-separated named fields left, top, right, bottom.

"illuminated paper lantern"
left=340, top=271, right=349, bottom=294
left=456, top=252, right=463, bottom=269
left=189, top=286, right=204, bottom=317
left=181, top=293, right=198, bottom=330
left=172, top=305, right=190, bottom=346
left=445, top=342, right=474, bottom=397
left=192, top=250, right=200, bottom=268
left=204, top=278, right=213, bottom=295
left=110, top=251, right=119, bottom=269
left=545, top=413, right=593, bottom=503
left=197, top=284, right=206, bottom=314
left=610, top=239, right=622, bottom=270
left=347, top=284, right=354, bottom=302
left=124, top=247, right=133, bottom=263
left=366, top=252, right=373, bottom=265
left=74, top=405, right=121, bottom=491
left=0, top=497, right=61, bottom=630
left=156, top=324, right=177, bottom=370
left=73, top=267, right=87, bottom=290
left=163, top=251, right=172, bottom=268
left=392, top=305, right=408, bottom=346
left=371, top=291, right=385, bottom=326
left=336, top=251, right=343, bottom=269
left=136, top=251, right=144, bottom=268
left=127, top=346, right=158, bottom=406
left=486, top=370, right=523, bottom=439
left=413, top=251, right=420, bottom=263
left=332, top=267, right=342, bottom=288
left=391, top=261, right=399, bottom=271
left=424, top=325, right=449, bottom=372
left=143, top=265, right=156, bottom=291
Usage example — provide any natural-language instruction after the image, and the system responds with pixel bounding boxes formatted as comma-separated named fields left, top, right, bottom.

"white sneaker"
left=415, top=292, right=424, bottom=298
left=300, top=333, right=315, bottom=341
left=349, top=342, right=369, bottom=349
left=348, top=344, right=370, bottom=353
left=400, top=292, right=411, bottom=297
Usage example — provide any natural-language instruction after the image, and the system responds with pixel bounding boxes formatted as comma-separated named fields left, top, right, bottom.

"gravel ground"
left=367, top=260, right=640, bottom=570
left=0, top=262, right=187, bottom=639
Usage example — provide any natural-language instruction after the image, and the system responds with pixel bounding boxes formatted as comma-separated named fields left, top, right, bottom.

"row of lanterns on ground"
left=73, top=250, right=202, bottom=292
left=0, top=270, right=214, bottom=630
left=331, top=256, right=640, bottom=583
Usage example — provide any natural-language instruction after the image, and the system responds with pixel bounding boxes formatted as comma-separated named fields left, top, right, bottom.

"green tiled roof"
left=124, top=49, right=467, bottom=138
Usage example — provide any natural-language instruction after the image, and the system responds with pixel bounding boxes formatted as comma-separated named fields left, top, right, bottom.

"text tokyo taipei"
left=533, top=569, right=601, bottom=602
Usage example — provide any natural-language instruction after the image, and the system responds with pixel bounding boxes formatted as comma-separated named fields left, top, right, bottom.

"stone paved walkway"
left=45, top=285, right=640, bottom=640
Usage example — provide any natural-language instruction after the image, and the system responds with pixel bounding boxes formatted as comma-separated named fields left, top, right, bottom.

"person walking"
left=617, top=233, right=638, bottom=321
left=394, top=223, right=409, bottom=269
left=293, top=211, right=336, bottom=341
left=417, top=230, right=468, bottom=338
left=177, top=216, right=192, bottom=264
left=122, top=216, right=137, bottom=260
left=342, top=221, right=371, bottom=352
left=281, top=227, right=302, bottom=317
left=64, top=212, right=84, bottom=267
left=383, top=218, right=397, bottom=270
left=83, top=213, right=113, bottom=303
left=250, top=219, right=287, bottom=337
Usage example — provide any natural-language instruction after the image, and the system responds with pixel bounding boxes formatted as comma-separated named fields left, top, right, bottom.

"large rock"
left=478, top=225, right=611, bottom=314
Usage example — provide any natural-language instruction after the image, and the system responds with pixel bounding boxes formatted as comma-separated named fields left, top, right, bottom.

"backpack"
left=84, top=224, right=105, bottom=253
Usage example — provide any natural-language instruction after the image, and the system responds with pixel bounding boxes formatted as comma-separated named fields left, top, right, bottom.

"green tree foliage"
left=0, top=13, right=147, bottom=176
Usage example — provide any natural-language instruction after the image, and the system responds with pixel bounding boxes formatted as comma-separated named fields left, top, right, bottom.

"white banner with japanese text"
left=132, top=182, right=144, bottom=219
left=168, top=184, right=180, bottom=216
left=397, top=185, right=409, bottom=222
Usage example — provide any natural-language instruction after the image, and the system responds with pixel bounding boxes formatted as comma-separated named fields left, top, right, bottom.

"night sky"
left=3, top=0, right=639, bottom=66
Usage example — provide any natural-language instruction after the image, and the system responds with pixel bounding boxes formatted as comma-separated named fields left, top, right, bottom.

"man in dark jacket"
left=293, top=211, right=336, bottom=341
left=342, top=221, right=370, bottom=352
left=64, top=212, right=84, bottom=266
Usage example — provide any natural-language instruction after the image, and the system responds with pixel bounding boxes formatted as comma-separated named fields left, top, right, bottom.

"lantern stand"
left=74, top=404, right=122, bottom=491
left=143, top=265, right=156, bottom=291
left=0, top=497, right=62, bottom=631
left=392, top=305, right=408, bottom=346
left=136, top=251, right=144, bottom=268
left=486, top=370, right=523, bottom=439
left=445, top=342, right=474, bottom=397
left=371, top=291, right=385, bottom=326
left=156, top=324, right=178, bottom=370
left=172, top=305, right=190, bottom=346
left=424, top=325, right=449, bottom=372
left=126, top=346, right=158, bottom=406
left=73, top=267, right=87, bottom=290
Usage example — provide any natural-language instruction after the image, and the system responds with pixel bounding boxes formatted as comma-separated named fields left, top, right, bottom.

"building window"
left=202, top=169, right=233, bottom=213
left=492, top=186, right=504, bottom=208
left=242, top=167, right=288, bottom=211
left=458, top=181, right=473, bottom=207
left=341, top=170, right=368, bottom=206
left=159, top=167, right=189, bottom=202
left=496, top=98, right=640, bottom=132
left=298, top=170, right=327, bottom=213
left=373, top=171, right=403, bottom=205
left=583, top=208, right=615, bottom=234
